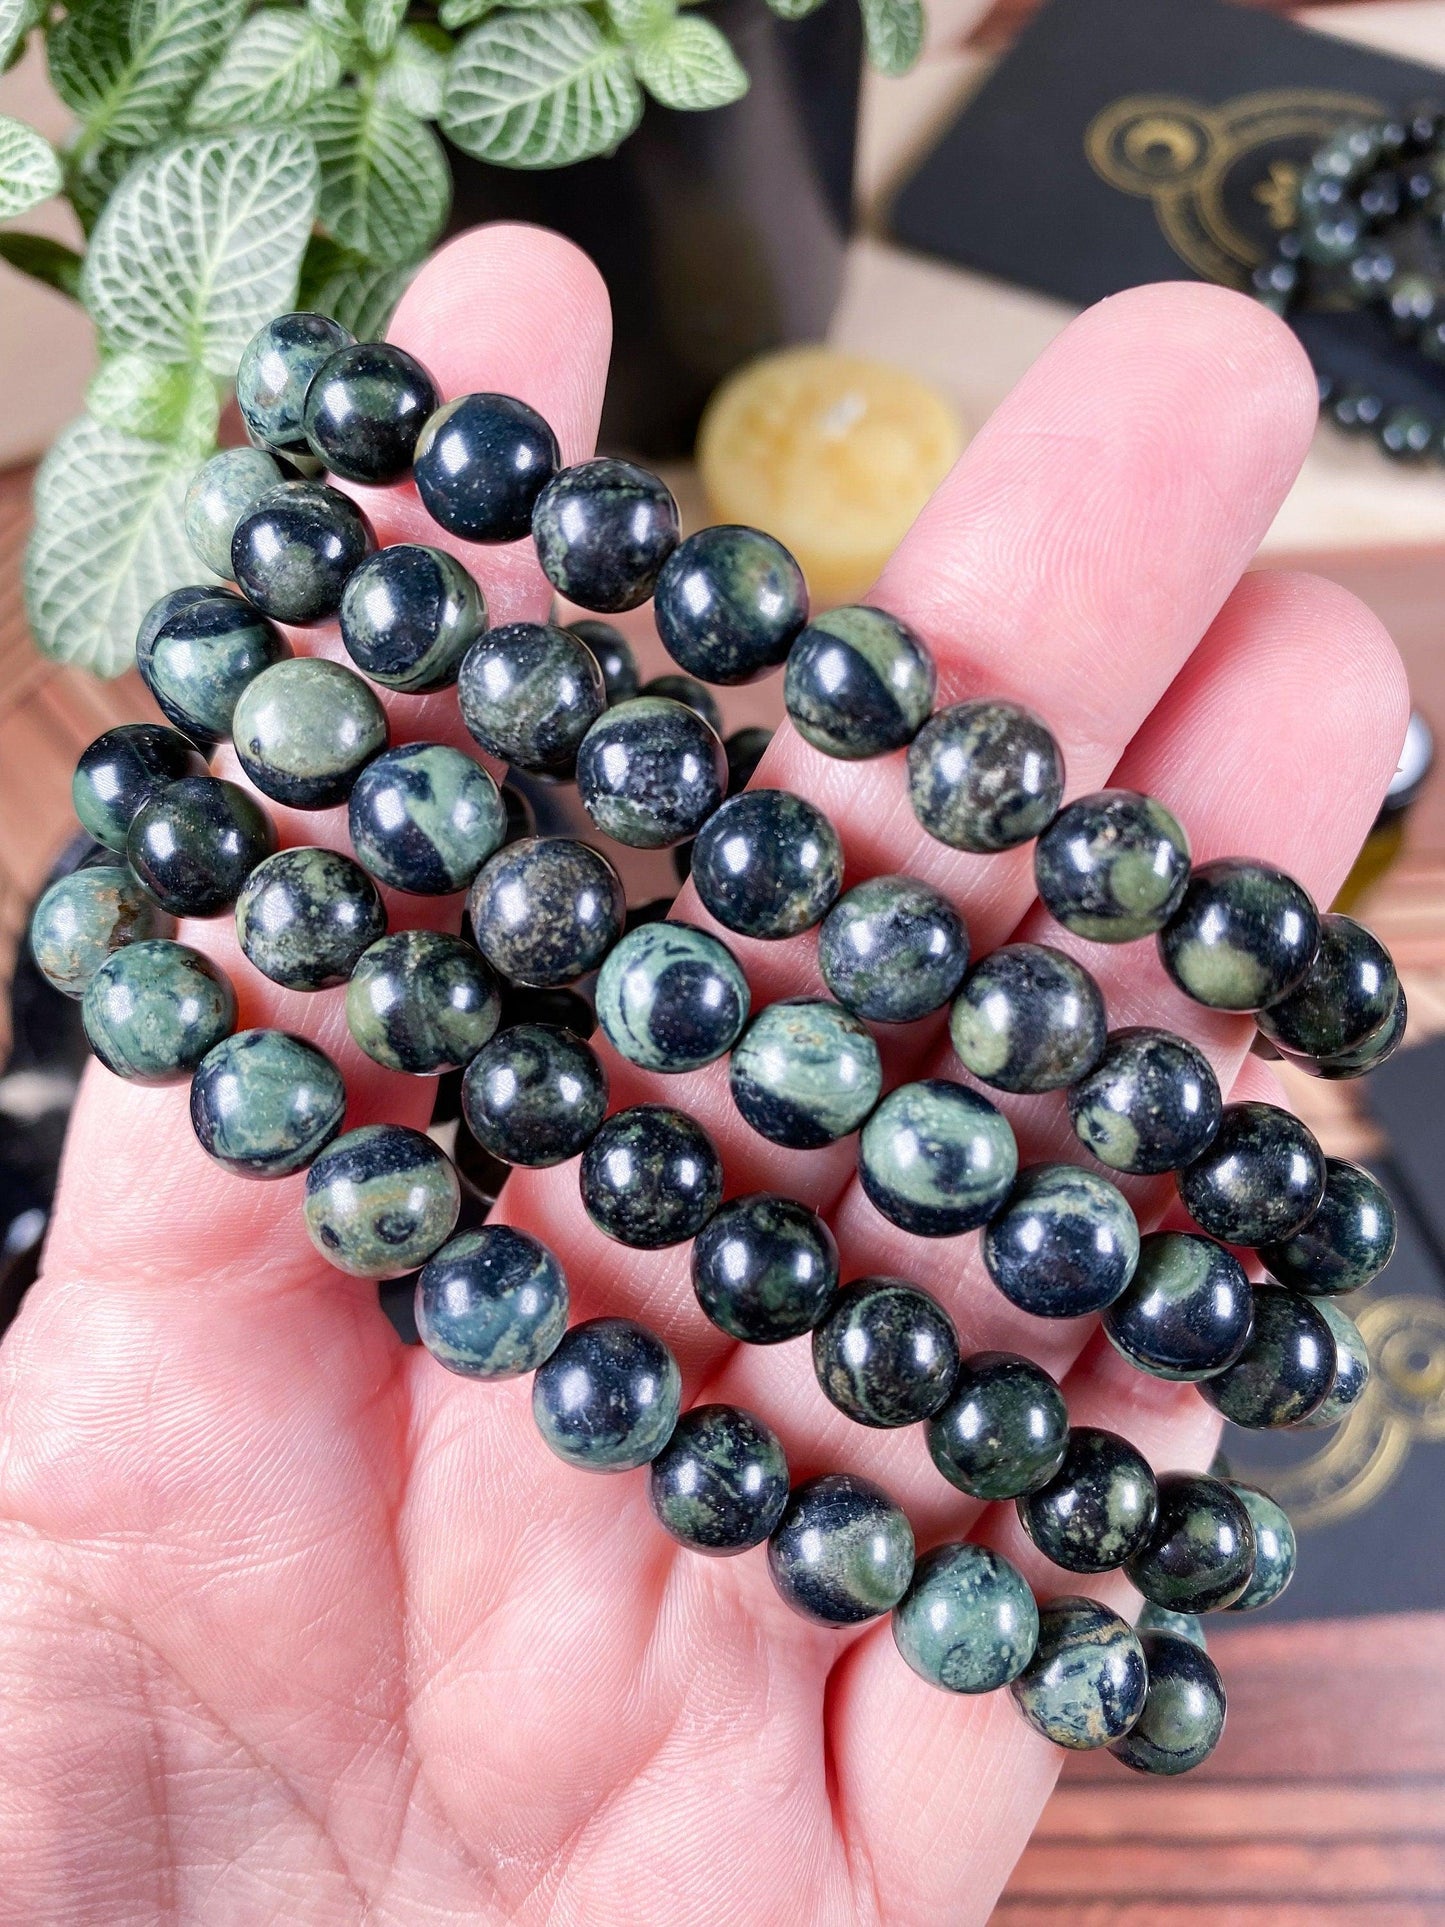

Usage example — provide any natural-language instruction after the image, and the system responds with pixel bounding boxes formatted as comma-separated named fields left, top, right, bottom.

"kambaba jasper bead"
left=1178, top=1101, right=1326, bottom=1245
left=348, top=743, right=507, bottom=896
left=1010, top=1598, right=1147, bottom=1749
left=29, top=865, right=166, bottom=998
left=468, top=837, right=625, bottom=987
left=1136, top=1604, right=1208, bottom=1648
left=926, top=1352, right=1069, bottom=1500
left=1102, top=1232, right=1254, bottom=1381
left=1159, top=858, right=1320, bottom=1011
left=595, top=921, right=749, bottom=1073
left=575, top=696, right=726, bottom=849
left=346, top=931, right=501, bottom=1075
left=654, top=524, right=807, bottom=685
left=1200, top=1285, right=1338, bottom=1428
left=232, top=657, right=387, bottom=810
left=908, top=700, right=1064, bottom=852
left=1225, top=1483, right=1297, bottom=1609
left=126, top=775, right=276, bottom=918
left=82, top=939, right=236, bottom=1084
left=532, top=1317, right=682, bottom=1471
left=948, top=943, right=1106, bottom=1093
left=189, top=1028, right=346, bottom=1177
left=1017, top=1427, right=1159, bottom=1574
left=892, top=1544, right=1040, bottom=1694
left=729, top=997, right=882, bottom=1148
left=235, top=846, right=387, bottom=991
left=691, top=1192, right=839, bottom=1343
left=1302, top=1298, right=1371, bottom=1427
left=982, top=1163, right=1140, bottom=1319
left=1125, top=1473, right=1256, bottom=1612
left=532, top=457, right=680, bottom=612
left=1035, top=789, right=1191, bottom=941
left=580, top=1103, right=723, bottom=1248
left=1068, top=1026, right=1222, bottom=1176
left=230, top=480, right=375, bottom=625
left=818, top=875, right=969, bottom=1024
left=647, top=1404, right=790, bottom=1553
left=690, top=789, right=844, bottom=940
left=812, top=1278, right=960, bottom=1427
left=301, top=341, right=438, bottom=485
left=767, top=1473, right=915, bottom=1626
left=184, top=446, right=285, bottom=577
left=858, top=1079, right=1018, bottom=1236
left=416, top=1226, right=569, bottom=1379
left=461, top=1023, right=608, bottom=1166
left=236, top=311, right=354, bottom=456
left=1257, top=912, right=1400, bottom=1059
left=784, top=606, right=936, bottom=758
left=303, top=1123, right=460, bottom=1277
left=569, top=619, right=640, bottom=704
left=339, top=544, right=485, bottom=693
left=459, top=622, right=607, bottom=779
left=413, top=392, right=560, bottom=543
left=640, top=673, right=724, bottom=738
left=1108, top=1632, right=1226, bottom=1775
left=136, top=585, right=290, bottom=746
left=72, top=722, right=207, bottom=851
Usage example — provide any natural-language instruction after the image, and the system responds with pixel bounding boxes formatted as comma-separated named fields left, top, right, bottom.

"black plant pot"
left=446, top=0, right=862, bottom=457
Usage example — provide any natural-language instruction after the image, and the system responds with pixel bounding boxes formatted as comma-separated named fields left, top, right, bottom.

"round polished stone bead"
left=768, top=1474, right=914, bottom=1626
left=82, top=939, right=236, bottom=1084
left=1200, top=1286, right=1337, bottom=1428
left=467, top=837, right=624, bottom=987
left=729, top=998, right=882, bottom=1149
left=127, top=775, right=276, bottom=917
left=907, top=700, right=1064, bottom=853
left=1010, top=1598, right=1148, bottom=1749
left=136, top=584, right=212, bottom=659
left=654, top=524, right=807, bottom=685
left=532, top=1316, right=681, bottom=1472
left=983, top=1163, right=1140, bottom=1319
left=1225, top=1483, right=1297, bottom=1610
left=232, top=657, right=387, bottom=810
left=580, top=1103, right=723, bottom=1248
left=533, top=458, right=680, bottom=612
left=1103, top=1232, right=1254, bottom=1381
left=30, top=865, right=165, bottom=998
left=893, top=1544, right=1039, bottom=1694
left=569, top=619, right=640, bottom=704
left=648, top=1403, right=789, bottom=1553
left=1126, top=1473, right=1255, bottom=1612
left=949, top=943, right=1106, bottom=1093
left=303, top=1123, right=459, bottom=1277
left=818, top=875, right=969, bottom=1024
left=458, top=621, right=606, bottom=779
left=72, top=723, right=207, bottom=851
left=301, top=341, right=438, bottom=484
left=346, top=931, right=501, bottom=1075
left=499, top=781, right=535, bottom=847
left=639, top=673, right=724, bottom=738
left=1301, top=1299, right=1371, bottom=1428
left=1317, top=985, right=1407, bottom=1079
left=184, top=446, right=284, bottom=576
left=1068, top=1027, right=1222, bottom=1176
left=231, top=481, right=375, bottom=625
left=415, top=1225, right=568, bottom=1379
left=690, top=790, right=843, bottom=940
left=1018, top=1428, right=1159, bottom=1574
left=926, top=1352, right=1069, bottom=1500
left=1035, top=790, right=1191, bottom=941
left=783, top=606, right=936, bottom=759
left=1109, top=1632, right=1226, bottom=1775
left=576, top=696, right=726, bottom=849
left=725, top=724, right=772, bottom=791
left=1159, top=858, right=1320, bottom=1011
left=859, top=1079, right=1019, bottom=1237
left=496, top=979, right=593, bottom=1039
left=596, top=921, right=749, bottom=1073
left=812, top=1278, right=959, bottom=1427
left=413, top=392, right=560, bottom=543
left=339, top=544, right=484, bottom=693
left=1179, top=1101, right=1326, bottom=1245
left=1257, top=913, right=1399, bottom=1059
left=189, top=1028, right=345, bottom=1177
left=349, top=744, right=505, bottom=897
left=136, top=585, right=290, bottom=747
left=236, top=311, right=354, bottom=455
left=1137, top=1604, right=1207, bottom=1648
left=461, top=1023, right=607, bottom=1166
left=235, top=847, right=386, bottom=991
left=691, top=1192, right=838, bottom=1342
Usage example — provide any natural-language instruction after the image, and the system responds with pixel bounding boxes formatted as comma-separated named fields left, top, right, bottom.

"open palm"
left=0, top=227, right=1407, bottom=1925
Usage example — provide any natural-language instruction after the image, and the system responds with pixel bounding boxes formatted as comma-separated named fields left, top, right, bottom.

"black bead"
left=413, top=391, right=560, bottom=543
left=648, top=1404, right=790, bottom=1554
left=1259, top=1157, right=1397, bottom=1296
left=126, top=775, right=276, bottom=917
left=569, top=619, right=640, bottom=704
left=575, top=696, right=726, bottom=848
left=1109, top=1632, right=1227, bottom=1775
left=458, top=622, right=606, bottom=779
left=1257, top=912, right=1399, bottom=1060
left=639, top=673, right=724, bottom=738
left=235, top=846, right=387, bottom=991
left=460, top=1023, right=608, bottom=1168
left=580, top=1103, right=723, bottom=1248
left=1178, top=1101, right=1326, bottom=1245
left=812, top=1278, right=959, bottom=1428
left=467, top=837, right=625, bottom=987
left=301, top=341, right=439, bottom=484
left=926, top=1352, right=1068, bottom=1500
left=72, top=723, right=207, bottom=851
left=1068, top=1026, right=1222, bottom=1176
left=230, top=481, right=375, bottom=624
left=948, top=943, right=1106, bottom=1094
left=653, top=524, right=807, bottom=685
left=767, top=1474, right=914, bottom=1626
left=1125, top=1473, right=1256, bottom=1612
left=1199, top=1285, right=1338, bottom=1427
left=689, top=789, right=843, bottom=940
left=982, top=1162, right=1140, bottom=1319
left=818, top=875, right=969, bottom=1024
left=1103, top=1232, right=1254, bottom=1381
left=533, top=458, right=679, bottom=612
left=1017, top=1427, right=1159, bottom=1574
left=1158, top=858, right=1320, bottom=1011
left=338, top=543, right=484, bottom=694
left=532, top=1317, right=681, bottom=1472
left=691, top=1192, right=839, bottom=1342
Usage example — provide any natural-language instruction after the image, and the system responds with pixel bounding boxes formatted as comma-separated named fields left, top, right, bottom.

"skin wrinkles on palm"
left=0, top=225, right=1409, bottom=1927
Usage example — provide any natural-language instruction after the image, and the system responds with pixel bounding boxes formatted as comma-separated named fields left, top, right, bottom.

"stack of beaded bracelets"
left=30, top=309, right=1405, bottom=1779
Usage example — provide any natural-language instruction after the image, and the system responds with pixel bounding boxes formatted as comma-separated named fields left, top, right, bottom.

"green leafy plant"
left=1, top=0, right=921, bottom=674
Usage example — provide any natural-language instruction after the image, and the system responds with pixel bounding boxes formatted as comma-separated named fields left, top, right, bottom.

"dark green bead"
left=648, top=1403, right=789, bottom=1553
left=232, top=657, right=387, bottom=810
left=1260, top=1158, right=1396, bottom=1295
left=949, top=943, right=1105, bottom=1093
left=725, top=724, right=772, bottom=791
left=30, top=865, right=165, bottom=998
left=1257, top=913, right=1398, bottom=1059
left=1010, top=1598, right=1147, bottom=1749
left=858, top=1079, right=1018, bottom=1237
left=784, top=606, right=935, bottom=759
left=348, top=743, right=506, bottom=896
left=1200, top=1286, right=1337, bottom=1427
left=690, top=790, right=843, bottom=940
left=136, top=586, right=290, bottom=746
left=458, top=621, right=606, bottom=778
left=1159, top=858, right=1320, bottom=1011
left=1315, top=984, right=1406, bottom=1079
left=461, top=1023, right=607, bottom=1166
left=983, top=1163, right=1139, bottom=1319
left=136, top=584, right=210, bottom=659
left=301, top=341, right=437, bottom=484
left=908, top=700, right=1064, bottom=852
left=72, top=722, right=207, bottom=851
left=1103, top=1232, right=1253, bottom=1381
left=126, top=775, right=277, bottom=918
left=1109, top=1633, right=1226, bottom=1775
left=576, top=696, right=726, bottom=848
left=235, top=846, right=386, bottom=991
left=185, top=447, right=285, bottom=576
left=1068, top=1026, right=1222, bottom=1176
left=236, top=311, right=354, bottom=455
left=893, top=1544, right=1039, bottom=1694
left=1225, top=1483, right=1296, bottom=1609
left=230, top=481, right=376, bottom=625
left=416, top=1226, right=568, bottom=1379
left=926, top=1351, right=1068, bottom=1500
left=596, top=921, right=749, bottom=1073
left=533, top=458, right=679, bottom=613
left=303, top=1123, right=460, bottom=1277
left=496, top=981, right=592, bottom=1038
left=767, top=1474, right=914, bottom=1626
left=654, top=524, right=807, bottom=685
left=1018, top=1427, right=1158, bottom=1574
left=413, top=392, right=559, bottom=544
left=818, top=875, right=969, bottom=1023
left=639, top=673, right=723, bottom=737
left=1125, top=1473, right=1255, bottom=1612
left=532, top=1317, right=681, bottom=1472
left=569, top=619, right=639, bottom=704
left=1179, top=1101, right=1325, bottom=1244
left=1035, top=790, right=1191, bottom=941
left=579, top=1103, right=723, bottom=1248
left=339, top=544, right=484, bottom=693
left=346, top=931, right=501, bottom=1075
left=189, top=1028, right=345, bottom=1177
left=729, top=998, right=882, bottom=1149
left=1137, top=1604, right=1207, bottom=1648
left=1301, top=1299, right=1371, bottom=1427
left=812, top=1278, right=959, bottom=1428
left=691, top=1192, right=838, bottom=1342
left=467, top=837, right=624, bottom=987
left=82, top=939, right=236, bottom=1084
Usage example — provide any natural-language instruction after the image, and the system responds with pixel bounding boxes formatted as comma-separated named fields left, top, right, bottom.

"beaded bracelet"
left=29, top=308, right=1406, bottom=1780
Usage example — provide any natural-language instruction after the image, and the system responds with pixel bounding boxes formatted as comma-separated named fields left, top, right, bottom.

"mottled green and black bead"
left=236, top=311, right=354, bottom=455
left=126, top=775, right=277, bottom=918
left=1010, top=1598, right=1148, bottom=1750
left=596, top=920, right=749, bottom=1073
left=184, top=446, right=284, bottom=577
left=1018, top=1427, right=1159, bottom=1574
left=532, top=1316, right=681, bottom=1472
left=580, top=1103, right=723, bottom=1248
left=189, top=1028, right=346, bottom=1177
left=230, top=481, right=376, bottom=625
left=691, top=1192, right=839, bottom=1342
left=303, top=1123, right=460, bottom=1277
left=346, top=931, right=501, bottom=1075
left=812, top=1278, right=959, bottom=1427
left=640, top=673, right=723, bottom=737
left=859, top=1079, right=1018, bottom=1236
left=467, top=837, right=625, bottom=987
left=1257, top=913, right=1399, bottom=1060
left=648, top=1403, right=789, bottom=1553
left=1125, top=1473, right=1255, bottom=1612
left=569, top=620, right=640, bottom=705
left=301, top=341, right=438, bottom=484
left=72, top=722, right=207, bottom=852
left=690, top=790, right=843, bottom=940
left=136, top=585, right=290, bottom=746
left=1109, top=1632, right=1226, bottom=1775
left=576, top=696, right=726, bottom=848
left=654, top=524, right=807, bottom=685
left=1137, top=1604, right=1207, bottom=1648
left=893, top=1544, right=1039, bottom=1694
left=983, top=1163, right=1140, bottom=1319
left=458, top=622, right=607, bottom=778
left=949, top=943, right=1106, bottom=1093
left=1301, top=1298, right=1371, bottom=1427
left=533, top=458, right=680, bottom=612
left=1224, top=1483, right=1296, bottom=1609
left=1200, top=1286, right=1337, bottom=1428
left=1068, top=1026, right=1222, bottom=1176
left=784, top=606, right=936, bottom=759
left=232, top=658, right=387, bottom=810
left=339, top=544, right=484, bottom=693
left=30, top=865, right=166, bottom=998
left=1035, top=790, right=1191, bottom=941
left=348, top=743, right=506, bottom=895
left=413, top=391, right=560, bottom=544
left=729, top=998, right=882, bottom=1149
left=461, top=1023, right=607, bottom=1166
left=926, top=1351, right=1069, bottom=1500
left=768, top=1473, right=914, bottom=1626
left=82, top=939, right=236, bottom=1084
left=235, top=846, right=386, bottom=991
left=1103, top=1232, right=1254, bottom=1381
left=908, top=700, right=1065, bottom=852
left=1179, top=1101, right=1326, bottom=1245
left=415, top=1225, right=568, bottom=1379
left=1316, top=985, right=1406, bottom=1079
left=1159, top=858, right=1320, bottom=1011
left=725, top=724, right=772, bottom=791
left=818, top=875, right=969, bottom=1023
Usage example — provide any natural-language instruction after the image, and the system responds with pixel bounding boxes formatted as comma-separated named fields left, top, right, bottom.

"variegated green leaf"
left=605, top=0, right=674, bottom=40
left=858, top=0, right=922, bottom=76
left=65, top=138, right=139, bottom=233
left=49, top=0, right=244, bottom=149
left=441, top=8, right=641, bottom=170
left=187, top=11, right=342, bottom=128
left=362, top=0, right=407, bottom=56
left=0, top=0, right=38, bottom=68
left=376, top=24, right=450, bottom=119
left=87, top=353, right=220, bottom=451
left=307, top=0, right=363, bottom=53
left=439, top=0, right=574, bottom=25
left=0, top=232, right=84, bottom=297
left=312, top=89, right=450, bottom=268
left=633, top=15, right=745, bottom=110
left=0, top=114, right=61, bottom=220
left=298, top=235, right=416, bottom=338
